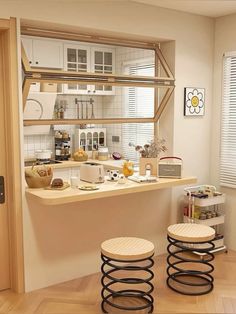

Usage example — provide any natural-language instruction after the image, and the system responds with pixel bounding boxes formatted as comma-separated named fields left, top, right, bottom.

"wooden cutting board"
left=45, top=182, right=70, bottom=190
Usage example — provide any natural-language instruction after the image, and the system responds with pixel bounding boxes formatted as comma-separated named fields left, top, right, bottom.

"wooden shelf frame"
left=21, top=21, right=175, bottom=126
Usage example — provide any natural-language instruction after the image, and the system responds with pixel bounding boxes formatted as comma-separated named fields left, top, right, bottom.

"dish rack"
left=183, top=185, right=227, bottom=257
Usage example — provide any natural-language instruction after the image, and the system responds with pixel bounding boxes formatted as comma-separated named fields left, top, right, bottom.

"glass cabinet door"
left=80, top=132, right=86, bottom=150
left=91, top=48, right=115, bottom=95
left=87, top=132, right=92, bottom=151
left=93, top=132, right=98, bottom=150
left=99, top=131, right=105, bottom=146
left=64, top=45, right=90, bottom=94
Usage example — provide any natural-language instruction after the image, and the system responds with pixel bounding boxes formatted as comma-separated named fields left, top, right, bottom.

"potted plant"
left=129, top=139, right=167, bottom=176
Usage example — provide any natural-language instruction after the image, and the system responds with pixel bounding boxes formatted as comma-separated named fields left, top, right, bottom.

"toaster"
left=80, top=162, right=105, bottom=183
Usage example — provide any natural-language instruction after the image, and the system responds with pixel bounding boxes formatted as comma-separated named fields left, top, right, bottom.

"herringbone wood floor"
left=1, top=251, right=236, bottom=314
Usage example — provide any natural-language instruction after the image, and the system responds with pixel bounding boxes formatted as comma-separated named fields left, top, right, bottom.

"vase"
left=139, top=157, right=158, bottom=176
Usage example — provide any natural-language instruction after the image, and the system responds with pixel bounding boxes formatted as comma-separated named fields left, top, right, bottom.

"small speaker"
left=158, top=157, right=182, bottom=179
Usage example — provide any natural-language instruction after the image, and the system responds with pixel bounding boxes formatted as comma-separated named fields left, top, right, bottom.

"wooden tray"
left=45, top=182, right=70, bottom=190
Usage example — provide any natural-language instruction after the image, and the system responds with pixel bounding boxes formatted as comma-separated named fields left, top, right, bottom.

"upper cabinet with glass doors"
left=63, top=44, right=91, bottom=94
left=64, top=43, right=115, bottom=95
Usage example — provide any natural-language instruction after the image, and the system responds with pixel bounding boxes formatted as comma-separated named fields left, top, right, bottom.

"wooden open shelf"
left=21, top=19, right=175, bottom=126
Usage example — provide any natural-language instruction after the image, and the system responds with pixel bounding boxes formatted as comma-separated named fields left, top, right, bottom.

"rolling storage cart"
left=183, top=185, right=227, bottom=257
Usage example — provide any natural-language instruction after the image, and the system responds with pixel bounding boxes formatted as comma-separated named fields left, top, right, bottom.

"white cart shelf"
left=183, top=185, right=227, bottom=256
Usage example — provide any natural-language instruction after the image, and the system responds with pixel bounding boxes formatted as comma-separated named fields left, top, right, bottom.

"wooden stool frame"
left=166, top=235, right=215, bottom=295
left=101, top=253, right=154, bottom=313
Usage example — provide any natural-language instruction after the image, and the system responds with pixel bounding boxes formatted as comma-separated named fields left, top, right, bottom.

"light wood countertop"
left=25, top=176, right=197, bottom=206
left=24, top=159, right=124, bottom=170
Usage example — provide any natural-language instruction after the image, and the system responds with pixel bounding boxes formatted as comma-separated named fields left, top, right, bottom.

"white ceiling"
left=130, top=0, right=236, bottom=18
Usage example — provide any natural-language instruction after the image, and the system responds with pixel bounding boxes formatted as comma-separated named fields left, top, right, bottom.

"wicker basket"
left=25, top=174, right=53, bottom=188
left=73, top=155, right=88, bottom=162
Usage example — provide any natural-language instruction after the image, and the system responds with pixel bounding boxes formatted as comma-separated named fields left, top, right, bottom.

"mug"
left=118, top=174, right=126, bottom=184
left=107, top=169, right=120, bottom=181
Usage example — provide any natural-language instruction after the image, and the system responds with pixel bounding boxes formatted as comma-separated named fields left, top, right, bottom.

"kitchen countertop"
left=24, top=159, right=124, bottom=170
left=25, top=176, right=197, bottom=206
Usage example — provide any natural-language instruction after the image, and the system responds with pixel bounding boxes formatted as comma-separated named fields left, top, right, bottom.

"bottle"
left=55, top=144, right=61, bottom=158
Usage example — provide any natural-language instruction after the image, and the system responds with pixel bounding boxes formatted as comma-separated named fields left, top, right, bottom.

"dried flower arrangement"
left=129, top=138, right=167, bottom=158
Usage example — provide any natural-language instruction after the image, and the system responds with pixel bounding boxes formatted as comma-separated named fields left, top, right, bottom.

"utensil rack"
left=183, top=185, right=227, bottom=257
left=75, top=97, right=95, bottom=120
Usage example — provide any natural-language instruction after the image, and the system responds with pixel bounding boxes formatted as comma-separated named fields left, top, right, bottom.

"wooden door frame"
left=0, top=17, right=24, bottom=293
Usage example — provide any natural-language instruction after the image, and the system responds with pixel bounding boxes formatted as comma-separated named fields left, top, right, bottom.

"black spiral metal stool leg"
left=166, top=235, right=215, bottom=295
left=100, top=237, right=155, bottom=313
left=101, top=253, right=154, bottom=313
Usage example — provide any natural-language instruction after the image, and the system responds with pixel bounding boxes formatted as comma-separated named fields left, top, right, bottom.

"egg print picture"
left=184, top=87, right=205, bottom=116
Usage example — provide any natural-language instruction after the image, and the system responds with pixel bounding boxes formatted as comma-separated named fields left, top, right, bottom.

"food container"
left=98, top=147, right=109, bottom=161
left=35, top=150, right=52, bottom=160
left=25, top=174, right=53, bottom=188
left=40, top=83, right=57, bottom=92
left=73, top=155, right=88, bottom=162
left=25, top=165, right=53, bottom=188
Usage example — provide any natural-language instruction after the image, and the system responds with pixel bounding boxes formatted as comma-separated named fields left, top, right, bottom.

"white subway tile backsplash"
left=23, top=46, right=154, bottom=159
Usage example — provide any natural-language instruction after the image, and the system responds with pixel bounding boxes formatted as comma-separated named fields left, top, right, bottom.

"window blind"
left=220, top=54, right=236, bottom=188
left=122, top=60, right=155, bottom=161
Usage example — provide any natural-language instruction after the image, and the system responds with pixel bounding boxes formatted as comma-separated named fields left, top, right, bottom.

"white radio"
left=158, top=157, right=182, bottom=179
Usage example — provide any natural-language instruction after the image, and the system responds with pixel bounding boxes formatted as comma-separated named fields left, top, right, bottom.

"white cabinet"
left=22, top=36, right=63, bottom=69
left=74, top=128, right=106, bottom=152
left=64, top=44, right=115, bottom=95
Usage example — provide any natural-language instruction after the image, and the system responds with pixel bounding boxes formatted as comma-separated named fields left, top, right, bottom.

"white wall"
left=0, top=0, right=214, bottom=291
left=211, top=14, right=236, bottom=250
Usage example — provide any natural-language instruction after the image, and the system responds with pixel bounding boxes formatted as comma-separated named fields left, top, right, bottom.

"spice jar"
left=199, top=213, right=207, bottom=220
left=211, top=211, right=217, bottom=218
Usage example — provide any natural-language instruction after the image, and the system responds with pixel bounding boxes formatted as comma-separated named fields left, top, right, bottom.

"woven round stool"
left=101, top=237, right=155, bottom=313
left=166, top=223, right=215, bottom=295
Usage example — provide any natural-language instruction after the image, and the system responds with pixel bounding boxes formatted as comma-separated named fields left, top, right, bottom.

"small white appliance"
left=80, top=163, right=104, bottom=183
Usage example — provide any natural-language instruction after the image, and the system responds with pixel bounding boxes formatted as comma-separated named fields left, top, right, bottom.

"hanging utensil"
left=90, top=98, right=95, bottom=119
left=81, top=100, right=84, bottom=119
left=86, top=101, right=88, bottom=119
left=75, top=98, right=79, bottom=119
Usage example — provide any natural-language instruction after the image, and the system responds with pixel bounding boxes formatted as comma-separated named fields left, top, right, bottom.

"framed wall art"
left=184, top=87, right=205, bottom=116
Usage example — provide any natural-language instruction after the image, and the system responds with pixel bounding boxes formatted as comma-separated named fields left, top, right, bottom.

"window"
left=220, top=52, right=236, bottom=188
left=122, top=59, right=155, bottom=161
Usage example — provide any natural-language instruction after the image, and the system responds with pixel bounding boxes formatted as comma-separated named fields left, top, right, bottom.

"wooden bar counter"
left=26, top=176, right=197, bottom=206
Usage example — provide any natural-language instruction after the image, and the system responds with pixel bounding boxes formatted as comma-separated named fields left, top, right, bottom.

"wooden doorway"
left=0, top=31, right=10, bottom=289
left=0, top=18, right=24, bottom=293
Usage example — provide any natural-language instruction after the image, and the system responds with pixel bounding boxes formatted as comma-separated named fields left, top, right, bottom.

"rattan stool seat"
left=101, top=236, right=155, bottom=261
left=167, top=223, right=215, bottom=243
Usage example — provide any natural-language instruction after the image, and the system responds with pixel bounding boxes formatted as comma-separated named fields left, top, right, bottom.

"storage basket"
left=73, top=155, right=88, bottom=162
left=25, top=165, right=53, bottom=188
left=25, top=174, right=53, bottom=188
left=40, top=83, right=57, bottom=92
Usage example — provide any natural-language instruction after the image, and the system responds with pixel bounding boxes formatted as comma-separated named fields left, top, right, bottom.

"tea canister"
left=98, top=147, right=109, bottom=161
